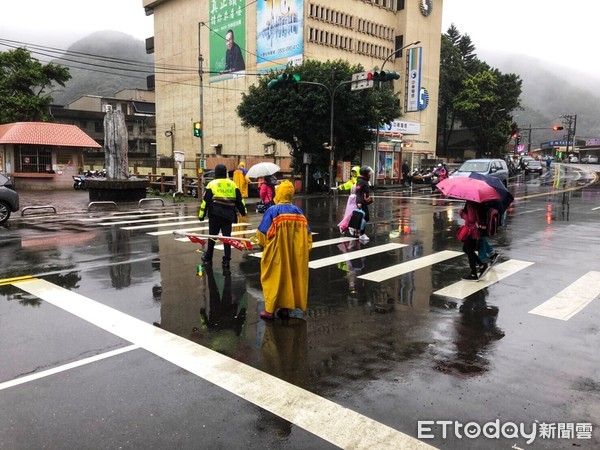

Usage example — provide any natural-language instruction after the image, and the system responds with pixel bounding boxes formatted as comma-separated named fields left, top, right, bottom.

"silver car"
left=451, top=159, right=509, bottom=187
left=0, top=173, right=19, bottom=224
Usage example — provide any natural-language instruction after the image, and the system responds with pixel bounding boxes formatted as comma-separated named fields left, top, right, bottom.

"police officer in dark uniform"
left=198, top=164, right=247, bottom=268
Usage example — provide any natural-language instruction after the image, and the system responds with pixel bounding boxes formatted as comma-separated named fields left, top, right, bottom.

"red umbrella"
left=436, top=177, right=501, bottom=203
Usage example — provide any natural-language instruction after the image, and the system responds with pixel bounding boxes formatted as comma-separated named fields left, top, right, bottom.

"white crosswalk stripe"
left=309, top=243, right=406, bottom=269
left=98, top=215, right=198, bottom=226
left=433, top=260, right=534, bottom=299
left=153, top=222, right=251, bottom=237
left=78, top=212, right=175, bottom=222
left=11, top=278, right=433, bottom=450
left=122, top=219, right=202, bottom=230
left=358, top=250, right=463, bottom=282
left=249, top=236, right=356, bottom=258
left=529, top=271, right=600, bottom=320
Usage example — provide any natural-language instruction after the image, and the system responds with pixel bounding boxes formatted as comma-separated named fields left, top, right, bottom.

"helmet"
left=437, top=163, right=442, bottom=167
left=238, top=162, right=245, bottom=168
left=359, top=166, right=371, bottom=180
left=351, top=166, right=361, bottom=176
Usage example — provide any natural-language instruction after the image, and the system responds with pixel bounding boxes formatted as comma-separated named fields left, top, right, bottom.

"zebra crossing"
left=56, top=211, right=597, bottom=321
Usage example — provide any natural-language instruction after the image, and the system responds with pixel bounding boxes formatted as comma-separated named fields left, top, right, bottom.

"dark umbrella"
left=468, top=172, right=514, bottom=213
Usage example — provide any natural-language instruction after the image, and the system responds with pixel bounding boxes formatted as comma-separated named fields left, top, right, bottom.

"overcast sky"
left=0, top=0, right=597, bottom=79
left=442, top=0, right=599, bottom=78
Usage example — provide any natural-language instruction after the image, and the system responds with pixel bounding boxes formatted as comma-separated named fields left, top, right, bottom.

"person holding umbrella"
left=459, top=200, right=487, bottom=281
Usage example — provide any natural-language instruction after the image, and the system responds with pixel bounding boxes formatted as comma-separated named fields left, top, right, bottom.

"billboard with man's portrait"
left=256, top=0, right=303, bottom=72
left=209, top=0, right=246, bottom=82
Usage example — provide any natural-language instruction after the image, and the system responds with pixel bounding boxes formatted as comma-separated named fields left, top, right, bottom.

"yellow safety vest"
left=199, top=178, right=246, bottom=218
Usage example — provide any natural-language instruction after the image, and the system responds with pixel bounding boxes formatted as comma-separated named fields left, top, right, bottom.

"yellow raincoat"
left=256, top=180, right=312, bottom=313
left=233, top=163, right=251, bottom=198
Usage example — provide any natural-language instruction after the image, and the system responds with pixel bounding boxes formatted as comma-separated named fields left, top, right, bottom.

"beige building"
left=142, top=0, right=443, bottom=182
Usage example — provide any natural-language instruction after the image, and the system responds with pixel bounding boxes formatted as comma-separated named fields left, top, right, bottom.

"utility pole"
left=562, top=114, right=577, bottom=160
left=198, top=22, right=205, bottom=198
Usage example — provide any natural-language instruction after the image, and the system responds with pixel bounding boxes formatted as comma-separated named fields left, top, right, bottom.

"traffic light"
left=514, top=133, right=521, bottom=145
left=552, top=125, right=564, bottom=131
left=267, top=73, right=300, bottom=89
left=368, top=70, right=400, bottom=82
left=193, top=121, right=202, bottom=138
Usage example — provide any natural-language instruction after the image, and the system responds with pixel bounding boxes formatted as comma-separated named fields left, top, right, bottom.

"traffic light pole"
left=374, top=41, right=420, bottom=179
left=300, top=79, right=354, bottom=190
left=198, top=22, right=205, bottom=198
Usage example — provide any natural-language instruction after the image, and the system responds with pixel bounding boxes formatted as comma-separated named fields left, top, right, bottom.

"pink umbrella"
left=436, top=177, right=501, bottom=203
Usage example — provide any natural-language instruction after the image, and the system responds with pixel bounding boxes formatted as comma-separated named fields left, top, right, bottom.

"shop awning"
left=0, top=122, right=101, bottom=148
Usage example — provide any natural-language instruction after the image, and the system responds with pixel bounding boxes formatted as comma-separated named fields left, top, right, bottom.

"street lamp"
left=300, top=79, right=355, bottom=190
left=374, top=40, right=420, bottom=184
left=381, top=40, right=421, bottom=72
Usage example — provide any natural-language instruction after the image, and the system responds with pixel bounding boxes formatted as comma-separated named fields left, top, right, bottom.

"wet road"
left=1, top=164, right=599, bottom=449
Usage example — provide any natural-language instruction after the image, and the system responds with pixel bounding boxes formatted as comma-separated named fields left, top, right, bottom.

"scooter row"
left=73, top=169, right=106, bottom=190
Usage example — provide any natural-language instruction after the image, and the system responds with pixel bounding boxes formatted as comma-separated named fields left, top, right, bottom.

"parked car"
left=0, top=173, right=19, bottom=224
left=524, top=160, right=544, bottom=175
left=185, top=170, right=214, bottom=197
left=581, top=154, right=599, bottom=164
left=451, top=158, right=509, bottom=186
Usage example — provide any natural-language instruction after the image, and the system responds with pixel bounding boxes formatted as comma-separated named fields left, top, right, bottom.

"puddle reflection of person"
left=200, top=266, right=247, bottom=336
left=435, top=291, right=504, bottom=376
left=260, top=319, right=309, bottom=437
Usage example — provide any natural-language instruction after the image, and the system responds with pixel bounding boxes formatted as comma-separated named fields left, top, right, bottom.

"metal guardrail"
left=88, top=201, right=117, bottom=211
left=139, top=198, right=164, bottom=207
left=21, top=205, right=57, bottom=217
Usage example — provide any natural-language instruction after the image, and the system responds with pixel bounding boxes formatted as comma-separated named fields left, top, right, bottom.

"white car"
left=581, top=154, right=599, bottom=164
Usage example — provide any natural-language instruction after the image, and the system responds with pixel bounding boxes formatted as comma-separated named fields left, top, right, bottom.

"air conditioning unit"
left=263, top=143, right=276, bottom=156
left=104, top=104, right=113, bottom=112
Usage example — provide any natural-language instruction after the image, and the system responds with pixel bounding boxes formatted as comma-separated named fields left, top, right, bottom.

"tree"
left=0, top=48, right=71, bottom=123
left=453, top=70, right=522, bottom=157
left=437, top=25, right=522, bottom=158
left=237, top=59, right=401, bottom=174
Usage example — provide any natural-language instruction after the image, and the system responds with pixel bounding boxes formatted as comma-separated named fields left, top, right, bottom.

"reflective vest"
left=199, top=178, right=246, bottom=219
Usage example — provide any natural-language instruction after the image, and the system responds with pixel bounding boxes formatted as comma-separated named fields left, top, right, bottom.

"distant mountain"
left=51, top=31, right=153, bottom=105
left=50, top=33, right=600, bottom=144
left=478, top=48, right=600, bottom=143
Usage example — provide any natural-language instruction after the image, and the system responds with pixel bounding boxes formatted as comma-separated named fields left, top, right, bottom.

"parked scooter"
left=73, top=173, right=88, bottom=190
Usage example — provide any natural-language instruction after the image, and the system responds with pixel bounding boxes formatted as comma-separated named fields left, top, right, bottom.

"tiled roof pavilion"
left=0, top=122, right=101, bottom=148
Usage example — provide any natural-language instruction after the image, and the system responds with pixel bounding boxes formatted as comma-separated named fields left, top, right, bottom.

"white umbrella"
left=246, top=162, right=280, bottom=178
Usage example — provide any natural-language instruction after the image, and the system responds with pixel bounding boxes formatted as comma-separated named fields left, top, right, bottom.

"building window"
left=15, top=145, right=52, bottom=173
left=94, top=122, right=103, bottom=133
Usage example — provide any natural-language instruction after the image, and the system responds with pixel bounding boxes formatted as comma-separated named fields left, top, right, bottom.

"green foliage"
left=237, top=59, right=401, bottom=174
left=438, top=25, right=522, bottom=158
left=0, top=48, right=71, bottom=123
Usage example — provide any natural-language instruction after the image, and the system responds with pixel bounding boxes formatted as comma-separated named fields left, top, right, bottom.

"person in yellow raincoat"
left=337, top=165, right=360, bottom=191
left=232, top=162, right=251, bottom=198
left=255, top=180, right=312, bottom=320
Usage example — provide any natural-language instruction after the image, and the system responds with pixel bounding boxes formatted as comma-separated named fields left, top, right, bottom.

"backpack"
left=477, top=203, right=500, bottom=237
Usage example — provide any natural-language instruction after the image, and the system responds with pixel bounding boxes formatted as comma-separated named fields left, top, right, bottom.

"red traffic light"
left=512, top=133, right=519, bottom=139
left=552, top=125, right=564, bottom=131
